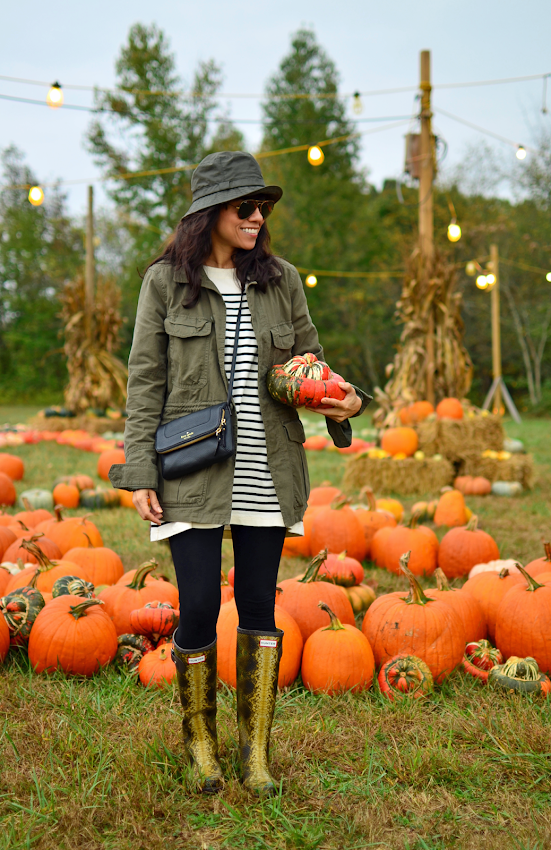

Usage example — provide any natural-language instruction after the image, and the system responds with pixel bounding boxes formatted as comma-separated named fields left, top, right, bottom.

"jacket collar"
left=173, top=265, right=257, bottom=290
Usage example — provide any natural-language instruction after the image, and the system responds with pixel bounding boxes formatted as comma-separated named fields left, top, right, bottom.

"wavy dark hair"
left=146, top=203, right=282, bottom=307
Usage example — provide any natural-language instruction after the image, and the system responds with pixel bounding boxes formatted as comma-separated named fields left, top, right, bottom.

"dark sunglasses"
left=231, top=199, right=275, bottom=220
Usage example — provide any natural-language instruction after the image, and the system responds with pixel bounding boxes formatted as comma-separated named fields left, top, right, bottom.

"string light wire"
left=434, top=107, right=535, bottom=152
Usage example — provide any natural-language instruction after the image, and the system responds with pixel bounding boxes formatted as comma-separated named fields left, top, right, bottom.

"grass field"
left=1, top=410, right=551, bottom=850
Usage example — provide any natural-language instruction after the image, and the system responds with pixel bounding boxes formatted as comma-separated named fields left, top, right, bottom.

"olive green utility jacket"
left=109, top=259, right=371, bottom=526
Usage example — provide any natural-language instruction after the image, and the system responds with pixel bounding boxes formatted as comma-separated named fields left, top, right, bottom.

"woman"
left=109, top=150, right=371, bottom=796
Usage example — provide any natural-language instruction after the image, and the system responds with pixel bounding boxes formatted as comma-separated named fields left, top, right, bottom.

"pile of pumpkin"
left=0, top=450, right=134, bottom=511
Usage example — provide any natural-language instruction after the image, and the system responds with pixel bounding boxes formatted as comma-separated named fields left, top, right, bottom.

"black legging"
left=169, top=525, right=286, bottom=649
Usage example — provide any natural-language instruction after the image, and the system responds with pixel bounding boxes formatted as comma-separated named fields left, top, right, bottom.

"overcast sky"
left=1, top=0, right=550, bottom=215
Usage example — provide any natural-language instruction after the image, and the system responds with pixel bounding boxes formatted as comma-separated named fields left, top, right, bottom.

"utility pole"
left=419, top=49, right=435, bottom=406
left=85, top=185, right=95, bottom=342
left=490, top=244, right=502, bottom=415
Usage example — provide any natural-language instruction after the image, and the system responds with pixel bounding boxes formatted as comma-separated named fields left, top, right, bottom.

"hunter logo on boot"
left=188, top=654, right=206, bottom=664
left=259, top=639, right=278, bottom=648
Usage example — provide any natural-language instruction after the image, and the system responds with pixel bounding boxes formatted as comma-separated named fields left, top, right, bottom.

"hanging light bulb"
left=46, top=81, right=63, bottom=108
left=476, top=275, right=488, bottom=290
left=305, top=274, right=318, bottom=288
left=352, top=91, right=363, bottom=115
left=307, top=145, right=324, bottom=166
left=516, top=145, right=527, bottom=160
left=28, top=186, right=45, bottom=206
left=485, top=273, right=496, bottom=287
left=546, top=272, right=551, bottom=282
left=465, top=261, right=478, bottom=277
left=447, top=220, right=462, bottom=242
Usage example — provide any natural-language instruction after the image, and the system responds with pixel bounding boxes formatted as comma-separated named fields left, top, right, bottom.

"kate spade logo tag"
left=188, top=654, right=206, bottom=664
left=181, top=431, right=194, bottom=440
left=259, top=639, right=277, bottom=648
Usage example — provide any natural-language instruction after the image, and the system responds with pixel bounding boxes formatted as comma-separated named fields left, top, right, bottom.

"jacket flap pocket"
left=164, top=316, right=212, bottom=338
left=271, top=322, right=295, bottom=349
left=282, top=419, right=306, bottom=443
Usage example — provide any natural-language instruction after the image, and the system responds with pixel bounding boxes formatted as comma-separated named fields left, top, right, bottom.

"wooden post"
left=419, top=50, right=435, bottom=406
left=85, top=185, right=95, bottom=341
left=490, top=243, right=502, bottom=414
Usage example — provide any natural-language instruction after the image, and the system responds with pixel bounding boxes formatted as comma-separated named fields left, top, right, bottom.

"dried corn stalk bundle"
left=29, top=414, right=126, bottom=434
left=342, top=455, right=454, bottom=496
left=459, top=452, right=535, bottom=489
left=60, top=275, right=128, bottom=413
left=416, top=413, right=504, bottom=462
left=373, top=249, right=473, bottom=429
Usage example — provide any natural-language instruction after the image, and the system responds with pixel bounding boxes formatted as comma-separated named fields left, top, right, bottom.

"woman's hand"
left=305, top=382, right=362, bottom=423
left=132, top=489, right=164, bottom=525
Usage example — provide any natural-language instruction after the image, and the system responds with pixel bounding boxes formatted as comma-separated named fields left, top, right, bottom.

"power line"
left=295, top=266, right=403, bottom=278
left=0, top=71, right=549, bottom=100
left=434, top=107, right=533, bottom=151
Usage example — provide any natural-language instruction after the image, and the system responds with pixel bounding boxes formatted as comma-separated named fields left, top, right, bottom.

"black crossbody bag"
left=155, top=287, right=245, bottom=481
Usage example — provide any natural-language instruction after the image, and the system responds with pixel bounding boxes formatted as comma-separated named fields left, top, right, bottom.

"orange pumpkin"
left=4, top=539, right=91, bottom=594
left=3, top=533, right=62, bottom=566
left=281, top=505, right=322, bottom=558
left=63, top=545, right=124, bottom=586
left=434, top=489, right=467, bottom=527
left=301, top=602, right=375, bottom=694
left=52, top=483, right=80, bottom=509
left=0, top=567, right=12, bottom=596
left=399, top=400, right=434, bottom=425
left=380, top=427, right=418, bottom=457
left=438, top=515, right=499, bottom=579
left=39, top=515, right=103, bottom=555
left=303, top=435, right=328, bottom=451
left=220, top=571, right=234, bottom=604
left=382, top=517, right=438, bottom=577
left=318, top=551, right=364, bottom=587
left=426, top=568, right=486, bottom=641
left=97, top=449, right=125, bottom=482
left=117, top=489, right=136, bottom=509
left=0, top=526, right=17, bottom=560
left=28, top=596, right=118, bottom=676
left=495, top=563, right=551, bottom=673
left=525, top=542, right=551, bottom=578
left=277, top=550, right=356, bottom=642
left=436, top=397, right=463, bottom=420
left=13, top=501, right=53, bottom=527
left=0, top=453, right=24, bottom=480
left=138, top=643, right=177, bottom=687
left=130, top=601, right=179, bottom=643
left=0, top=472, right=16, bottom=506
left=362, top=552, right=465, bottom=683
left=370, top=525, right=394, bottom=569
left=98, top=561, right=179, bottom=635
left=308, top=483, right=343, bottom=507
left=462, top=568, right=523, bottom=642
left=375, top=498, right=404, bottom=522
left=454, top=475, right=492, bottom=496
left=217, top=598, right=303, bottom=688
left=352, top=487, right=396, bottom=558
left=309, top=497, right=367, bottom=562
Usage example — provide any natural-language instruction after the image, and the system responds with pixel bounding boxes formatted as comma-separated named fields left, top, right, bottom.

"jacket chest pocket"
left=270, top=321, right=295, bottom=364
left=164, top=315, right=213, bottom=388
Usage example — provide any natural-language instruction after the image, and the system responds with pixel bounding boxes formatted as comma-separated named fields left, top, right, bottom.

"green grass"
left=1, top=416, right=551, bottom=849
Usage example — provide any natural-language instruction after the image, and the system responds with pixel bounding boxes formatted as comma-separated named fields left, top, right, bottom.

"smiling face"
left=212, top=197, right=266, bottom=254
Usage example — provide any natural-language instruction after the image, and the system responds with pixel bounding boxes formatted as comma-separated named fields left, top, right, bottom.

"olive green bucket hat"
left=184, top=151, right=283, bottom=217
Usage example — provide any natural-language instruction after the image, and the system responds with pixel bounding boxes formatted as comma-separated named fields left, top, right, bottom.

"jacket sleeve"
left=288, top=265, right=372, bottom=449
left=108, top=267, right=168, bottom=491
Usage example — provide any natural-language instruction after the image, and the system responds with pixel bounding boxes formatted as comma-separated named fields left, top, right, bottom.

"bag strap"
left=226, top=284, right=246, bottom=405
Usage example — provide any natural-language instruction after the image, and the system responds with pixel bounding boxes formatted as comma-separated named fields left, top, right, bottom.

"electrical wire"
left=500, top=257, right=551, bottom=276
left=434, top=107, right=533, bottom=151
left=0, top=70, right=549, bottom=100
left=295, top=266, right=404, bottom=278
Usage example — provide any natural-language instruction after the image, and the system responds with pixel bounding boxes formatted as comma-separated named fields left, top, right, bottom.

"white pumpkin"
left=468, top=559, right=521, bottom=579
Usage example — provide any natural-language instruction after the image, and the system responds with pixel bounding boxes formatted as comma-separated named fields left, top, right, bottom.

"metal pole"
left=85, top=185, right=95, bottom=341
left=419, top=50, right=435, bottom=406
left=490, top=243, right=502, bottom=414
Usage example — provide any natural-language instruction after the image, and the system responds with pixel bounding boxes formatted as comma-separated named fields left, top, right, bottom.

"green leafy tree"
left=0, top=145, right=83, bottom=402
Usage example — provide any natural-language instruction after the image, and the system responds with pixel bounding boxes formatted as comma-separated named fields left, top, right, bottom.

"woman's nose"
left=248, top=207, right=264, bottom=223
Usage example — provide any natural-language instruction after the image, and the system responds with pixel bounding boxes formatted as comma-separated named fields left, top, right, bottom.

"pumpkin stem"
left=22, top=497, right=32, bottom=512
left=53, top=505, right=65, bottom=522
left=542, top=541, right=551, bottom=562
left=434, top=567, right=451, bottom=591
left=82, top=532, right=94, bottom=548
left=408, top=513, right=420, bottom=530
left=127, top=560, right=159, bottom=590
left=299, top=549, right=328, bottom=583
left=359, top=486, right=377, bottom=511
left=330, top=494, right=351, bottom=510
left=15, top=520, right=31, bottom=531
left=318, top=600, right=346, bottom=631
left=400, top=552, right=432, bottom=606
left=498, top=568, right=511, bottom=578
left=513, top=561, right=543, bottom=593
left=466, top=515, right=479, bottom=532
left=20, top=537, right=57, bottom=572
left=69, top=599, right=103, bottom=619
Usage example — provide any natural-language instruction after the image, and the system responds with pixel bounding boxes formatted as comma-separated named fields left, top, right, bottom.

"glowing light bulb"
left=352, top=92, right=363, bottom=115
left=28, top=186, right=44, bottom=206
left=447, top=222, right=461, bottom=242
left=46, top=82, right=63, bottom=108
left=307, top=145, right=324, bottom=166
left=476, top=275, right=488, bottom=290
left=485, top=273, right=496, bottom=286
left=546, top=272, right=551, bottom=282
left=465, top=261, right=477, bottom=277
left=516, top=145, right=526, bottom=160
left=305, top=274, right=318, bottom=288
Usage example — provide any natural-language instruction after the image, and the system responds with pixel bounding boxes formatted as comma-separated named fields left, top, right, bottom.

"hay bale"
left=416, top=413, right=504, bottom=462
left=28, top=414, right=126, bottom=434
left=459, top=452, right=535, bottom=489
left=342, top=455, right=454, bottom=496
